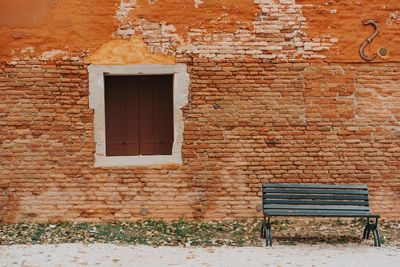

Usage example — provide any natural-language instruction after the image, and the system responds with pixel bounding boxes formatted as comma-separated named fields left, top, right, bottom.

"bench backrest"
left=262, top=183, right=371, bottom=216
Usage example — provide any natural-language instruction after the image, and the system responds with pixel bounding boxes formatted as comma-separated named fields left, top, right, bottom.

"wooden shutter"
left=125, top=76, right=140, bottom=155
left=138, top=76, right=155, bottom=155
left=153, top=75, right=174, bottom=155
left=105, top=76, right=127, bottom=156
left=105, top=76, right=139, bottom=156
left=138, top=75, right=174, bottom=155
left=105, top=75, right=173, bottom=156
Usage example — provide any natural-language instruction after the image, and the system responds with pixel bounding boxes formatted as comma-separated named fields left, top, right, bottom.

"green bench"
left=261, top=183, right=381, bottom=247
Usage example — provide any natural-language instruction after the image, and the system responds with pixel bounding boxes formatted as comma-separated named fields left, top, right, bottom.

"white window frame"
left=88, top=64, right=189, bottom=167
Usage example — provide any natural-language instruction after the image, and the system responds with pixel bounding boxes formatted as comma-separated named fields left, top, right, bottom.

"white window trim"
left=88, top=64, right=189, bottom=167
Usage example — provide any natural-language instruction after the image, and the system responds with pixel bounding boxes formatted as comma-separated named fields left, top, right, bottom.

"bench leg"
left=371, top=218, right=381, bottom=247
left=363, top=220, right=371, bottom=240
left=375, top=227, right=382, bottom=247
left=363, top=218, right=381, bottom=247
left=264, top=217, right=272, bottom=247
left=260, top=216, right=266, bottom=239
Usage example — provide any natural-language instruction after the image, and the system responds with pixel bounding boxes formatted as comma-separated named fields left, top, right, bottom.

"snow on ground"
left=1, top=244, right=399, bottom=267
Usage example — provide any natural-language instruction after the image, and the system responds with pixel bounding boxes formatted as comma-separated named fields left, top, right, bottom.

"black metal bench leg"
left=362, top=225, right=368, bottom=239
left=267, top=222, right=272, bottom=246
left=375, top=227, right=382, bottom=247
left=264, top=217, right=272, bottom=247
left=372, top=226, right=378, bottom=247
left=363, top=219, right=371, bottom=239
left=260, top=216, right=266, bottom=239
left=371, top=218, right=381, bottom=247
left=363, top=218, right=381, bottom=247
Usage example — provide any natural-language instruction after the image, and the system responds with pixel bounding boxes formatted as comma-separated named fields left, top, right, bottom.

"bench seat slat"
left=264, top=205, right=370, bottom=211
left=264, top=210, right=379, bottom=218
left=263, top=188, right=368, bottom=195
left=263, top=183, right=367, bottom=190
left=264, top=194, right=369, bottom=200
left=264, top=200, right=369, bottom=206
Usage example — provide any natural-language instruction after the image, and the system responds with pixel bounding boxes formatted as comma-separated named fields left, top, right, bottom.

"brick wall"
left=0, top=0, right=400, bottom=222
left=1, top=57, right=399, bottom=222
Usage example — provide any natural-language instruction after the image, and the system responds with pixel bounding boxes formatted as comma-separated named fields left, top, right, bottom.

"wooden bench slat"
left=263, top=188, right=368, bottom=195
left=264, top=200, right=369, bottom=206
left=264, top=194, right=369, bottom=200
left=264, top=210, right=379, bottom=217
left=263, top=183, right=367, bottom=190
left=264, top=205, right=370, bottom=211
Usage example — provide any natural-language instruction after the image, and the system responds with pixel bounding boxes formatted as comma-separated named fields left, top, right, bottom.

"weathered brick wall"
left=1, top=58, right=399, bottom=222
left=1, top=0, right=400, bottom=222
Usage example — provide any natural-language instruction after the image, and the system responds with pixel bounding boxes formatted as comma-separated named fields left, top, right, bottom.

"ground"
left=1, top=219, right=399, bottom=266
left=1, top=243, right=400, bottom=267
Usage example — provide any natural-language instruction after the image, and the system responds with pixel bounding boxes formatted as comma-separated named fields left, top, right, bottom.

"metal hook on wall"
left=359, top=19, right=379, bottom=62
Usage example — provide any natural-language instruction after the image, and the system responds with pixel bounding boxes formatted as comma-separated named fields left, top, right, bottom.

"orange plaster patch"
left=298, top=0, right=400, bottom=62
left=0, top=0, right=120, bottom=61
left=87, top=37, right=176, bottom=65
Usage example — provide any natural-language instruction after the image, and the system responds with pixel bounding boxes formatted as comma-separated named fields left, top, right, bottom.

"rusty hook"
left=359, top=19, right=379, bottom=62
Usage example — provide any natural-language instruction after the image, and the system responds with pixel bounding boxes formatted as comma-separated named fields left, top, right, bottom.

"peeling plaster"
left=194, top=0, right=204, bottom=8
left=128, top=0, right=259, bottom=38
left=86, top=37, right=175, bottom=65
left=387, top=11, right=400, bottom=25
left=116, top=0, right=136, bottom=22
left=1, top=0, right=400, bottom=63
left=40, top=50, right=67, bottom=60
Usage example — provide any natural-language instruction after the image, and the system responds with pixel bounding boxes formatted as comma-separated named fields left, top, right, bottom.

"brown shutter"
left=125, top=76, right=140, bottom=155
left=105, top=76, right=127, bottom=156
left=138, top=76, right=155, bottom=155
left=153, top=75, right=174, bottom=155
left=105, top=74, right=173, bottom=156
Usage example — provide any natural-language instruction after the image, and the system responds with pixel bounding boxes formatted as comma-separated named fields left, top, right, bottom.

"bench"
left=261, top=183, right=381, bottom=247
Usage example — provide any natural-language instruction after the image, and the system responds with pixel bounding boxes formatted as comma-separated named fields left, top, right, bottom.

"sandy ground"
left=0, top=244, right=399, bottom=267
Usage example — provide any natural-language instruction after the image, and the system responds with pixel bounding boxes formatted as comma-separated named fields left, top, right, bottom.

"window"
left=104, top=75, right=174, bottom=156
left=88, top=64, right=189, bottom=167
